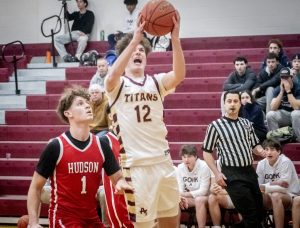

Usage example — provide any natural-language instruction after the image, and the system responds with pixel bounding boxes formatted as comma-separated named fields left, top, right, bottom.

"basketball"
left=140, top=0, right=176, bottom=36
left=17, top=215, right=29, bottom=228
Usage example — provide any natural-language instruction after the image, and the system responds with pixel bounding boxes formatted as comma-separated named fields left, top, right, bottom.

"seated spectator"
left=89, top=84, right=111, bottom=137
left=239, top=90, right=267, bottom=142
left=261, top=38, right=291, bottom=70
left=107, top=0, right=139, bottom=50
left=252, top=52, right=283, bottom=114
left=266, top=67, right=300, bottom=142
left=208, top=160, right=240, bottom=228
left=221, top=56, right=257, bottom=115
left=256, top=139, right=300, bottom=228
left=291, top=53, right=300, bottom=84
left=90, top=57, right=109, bottom=89
left=54, top=0, right=94, bottom=62
left=176, top=144, right=211, bottom=228
left=292, top=196, right=300, bottom=228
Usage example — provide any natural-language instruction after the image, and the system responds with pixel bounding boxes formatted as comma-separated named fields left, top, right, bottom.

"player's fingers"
left=175, top=10, right=180, bottom=22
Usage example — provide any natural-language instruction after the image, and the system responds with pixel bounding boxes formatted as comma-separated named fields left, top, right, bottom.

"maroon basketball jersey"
left=103, top=132, right=134, bottom=228
left=49, top=133, right=104, bottom=224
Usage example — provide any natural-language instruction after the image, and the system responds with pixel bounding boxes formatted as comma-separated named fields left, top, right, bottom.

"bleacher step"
left=28, top=56, right=79, bottom=68
left=0, top=111, right=4, bottom=124
left=9, top=68, right=66, bottom=82
left=0, top=81, right=45, bottom=95
left=16, top=68, right=65, bottom=77
left=27, top=62, right=80, bottom=69
left=0, top=95, right=26, bottom=109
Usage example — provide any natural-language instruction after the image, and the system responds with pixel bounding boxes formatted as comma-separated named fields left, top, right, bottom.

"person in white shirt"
left=176, top=145, right=211, bottom=228
left=107, top=0, right=140, bottom=50
left=256, top=138, right=300, bottom=228
left=89, top=57, right=109, bottom=89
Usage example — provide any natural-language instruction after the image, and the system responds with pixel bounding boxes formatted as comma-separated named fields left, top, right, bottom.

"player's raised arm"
left=162, top=11, right=186, bottom=91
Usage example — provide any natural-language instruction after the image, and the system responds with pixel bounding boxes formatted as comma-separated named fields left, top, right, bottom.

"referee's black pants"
left=222, top=165, right=264, bottom=228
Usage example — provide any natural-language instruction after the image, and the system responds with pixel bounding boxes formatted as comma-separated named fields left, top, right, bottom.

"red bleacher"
left=1, top=34, right=300, bottom=220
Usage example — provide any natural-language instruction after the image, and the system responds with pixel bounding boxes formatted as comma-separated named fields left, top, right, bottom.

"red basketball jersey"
left=103, top=132, right=134, bottom=228
left=49, top=133, right=104, bottom=226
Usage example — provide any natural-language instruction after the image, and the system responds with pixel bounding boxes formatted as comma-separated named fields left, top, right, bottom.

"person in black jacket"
left=239, top=90, right=267, bottom=142
left=221, top=56, right=257, bottom=115
left=54, top=0, right=95, bottom=62
left=252, top=52, right=283, bottom=114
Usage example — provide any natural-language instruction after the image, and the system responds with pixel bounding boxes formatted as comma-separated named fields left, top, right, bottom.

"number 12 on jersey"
left=134, top=105, right=151, bottom=123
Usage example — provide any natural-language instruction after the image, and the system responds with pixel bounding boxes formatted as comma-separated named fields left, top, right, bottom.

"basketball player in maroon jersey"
left=27, top=86, right=133, bottom=228
left=102, top=132, right=134, bottom=228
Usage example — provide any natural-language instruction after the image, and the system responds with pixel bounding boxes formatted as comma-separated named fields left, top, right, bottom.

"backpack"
left=266, top=126, right=297, bottom=144
left=80, top=50, right=101, bottom=66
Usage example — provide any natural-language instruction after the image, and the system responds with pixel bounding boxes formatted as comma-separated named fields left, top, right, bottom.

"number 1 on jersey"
left=81, top=176, right=87, bottom=194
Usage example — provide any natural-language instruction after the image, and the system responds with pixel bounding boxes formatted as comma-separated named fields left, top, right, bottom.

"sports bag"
left=266, top=126, right=297, bottom=144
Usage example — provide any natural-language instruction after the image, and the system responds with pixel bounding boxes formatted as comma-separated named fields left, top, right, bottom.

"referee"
left=202, top=91, right=266, bottom=228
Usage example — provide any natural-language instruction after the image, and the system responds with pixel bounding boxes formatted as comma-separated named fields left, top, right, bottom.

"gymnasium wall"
left=0, top=0, right=299, bottom=44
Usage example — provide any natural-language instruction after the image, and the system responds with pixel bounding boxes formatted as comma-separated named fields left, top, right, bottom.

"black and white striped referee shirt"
left=202, top=116, right=260, bottom=167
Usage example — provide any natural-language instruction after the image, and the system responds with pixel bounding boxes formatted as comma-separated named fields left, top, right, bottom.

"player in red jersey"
left=27, top=86, right=133, bottom=228
left=102, top=132, right=134, bottom=228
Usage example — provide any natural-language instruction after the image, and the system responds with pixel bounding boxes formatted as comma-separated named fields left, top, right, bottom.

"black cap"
left=280, top=67, right=292, bottom=77
left=124, top=0, right=138, bottom=5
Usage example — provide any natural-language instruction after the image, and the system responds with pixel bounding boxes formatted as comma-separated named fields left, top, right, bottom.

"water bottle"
left=46, top=50, right=51, bottom=63
left=100, top=30, right=105, bottom=41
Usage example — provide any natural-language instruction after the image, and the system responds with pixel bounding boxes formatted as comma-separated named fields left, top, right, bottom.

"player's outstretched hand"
left=171, top=10, right=180, bottom=40
left=114, top=178, right=135, bottom=194
left=132, top=15, right=146, bottom=45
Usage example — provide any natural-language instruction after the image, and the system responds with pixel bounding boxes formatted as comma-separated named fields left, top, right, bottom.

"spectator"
left=266, top=67, right=300, bottom=142
left=27, top=86, right=132, bottom=227
left=221, top=56, right=257, bottom=115
left=252, top=52, right=283, bottom=114
left=292, top=196, right=300, bottom=228
left=257, top=139, right=300, bottom=228
left=89, top=84, right=111, bottom=137
left=176, top=144, right=211, bottom=228
left=239, top=90, right=267, bottom=142
left=291, top=53, right=300, bottom=84
left=261, top=38, right=290, bottom=70
left=202, top=91, right=266, bottom=228
left=54, top=0, right=95, bottom=62
left=208, top=160, right=239, bottom=227
left=107, top=0, right=139, bottom=50
left=90, top=57, right=109, bottom=89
